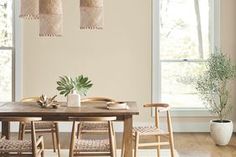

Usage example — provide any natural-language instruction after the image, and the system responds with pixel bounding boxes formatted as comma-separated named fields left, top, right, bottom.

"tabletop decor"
left=37, top=94, right=59, bottom=108
left=39, top=0, right=63, bottom=36
left=194, top=51, right=236, bottom=145
left=20, top=0, right=39, bottom=19
left=57, top=75, right=93, bottom=107
left=80, top=0, right=104, bottom=29
left=107, top=101, right=129, bottom=110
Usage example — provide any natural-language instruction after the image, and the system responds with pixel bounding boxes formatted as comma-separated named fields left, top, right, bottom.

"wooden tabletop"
left=0, top=101, right=139, bottom=119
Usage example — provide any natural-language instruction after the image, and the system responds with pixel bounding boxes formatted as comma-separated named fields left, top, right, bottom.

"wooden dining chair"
left=77, top=97, right=115, bottom=137
left=19, top=97, right=61, bottom=157
left=0, top=117, right=44, bottom=157
left=132, top=103, right=175, bottom=157
left=69, top=116, right=117, bottom=157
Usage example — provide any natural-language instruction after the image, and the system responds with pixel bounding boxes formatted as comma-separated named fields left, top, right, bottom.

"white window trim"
left=152, top=0, right=220, bottom=117
left=0, top=1, right=20, bottom=101
left=13, top=0, right=22, bottom=101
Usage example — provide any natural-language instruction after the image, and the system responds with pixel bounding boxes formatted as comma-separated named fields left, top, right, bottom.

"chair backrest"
left=144, top=103, right=170, bottom=111
left=0, top=117, right=41, bottom=122
left=69, top=116, right=117, bottom=122
left=21, top=97, right=40, bottom=102
left=81, top=97, right=115, bottom=103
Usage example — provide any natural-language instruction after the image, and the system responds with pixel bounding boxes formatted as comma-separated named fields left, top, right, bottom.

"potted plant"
left=56, top=75, right=93, bottom=107
left=195, top=51, right=236, bottom=145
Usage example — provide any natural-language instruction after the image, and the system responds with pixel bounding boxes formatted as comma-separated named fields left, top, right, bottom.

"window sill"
left=170, top=108, right=216, bottom=117
left=153, top=108, right=217, bottom=118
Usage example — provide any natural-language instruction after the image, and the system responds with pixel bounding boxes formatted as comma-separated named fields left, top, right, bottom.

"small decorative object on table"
left=56, top=75, right=93, bottom=107
left=107, top=101, right=129, bottom=110
left=37, top=95, right=59, bottom=109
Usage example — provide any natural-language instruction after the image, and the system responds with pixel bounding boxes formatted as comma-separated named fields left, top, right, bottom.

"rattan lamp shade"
left=19, top=0, right=39, bottom=19
left=39, top=0, right=63, bottom=36
left=80, top=0, right=104, bottom=29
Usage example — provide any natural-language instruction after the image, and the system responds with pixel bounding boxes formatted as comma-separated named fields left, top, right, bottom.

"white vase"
left=67, top=90, right=81, bottom=107
left=210, top=119, right=233, bottom=145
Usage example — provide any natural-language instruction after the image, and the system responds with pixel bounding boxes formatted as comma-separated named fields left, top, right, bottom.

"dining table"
left=0, top=101, right=139, bottom=157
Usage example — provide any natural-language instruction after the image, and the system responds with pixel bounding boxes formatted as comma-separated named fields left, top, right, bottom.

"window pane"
left=0, top=0, right=13, bottom=47
left=160, top=0, right=210, bottom=60
left=0, top=50, right=12, bottom=101
left=161, top=62, right=205, bottom=108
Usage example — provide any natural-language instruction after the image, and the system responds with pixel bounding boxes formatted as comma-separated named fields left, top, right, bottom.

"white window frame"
left=14, top=0, right=23, bottom=101
left=1, top=0, right=23, bottom=101
left=0, top=0, right=21, bottom=101
left=152, top=0, right=220, bottom=117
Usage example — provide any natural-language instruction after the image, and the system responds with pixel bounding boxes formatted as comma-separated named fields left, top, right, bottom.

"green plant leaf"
left=56, top=75, right=93, bottom=97
left=193, top=50, right=236, bottom=120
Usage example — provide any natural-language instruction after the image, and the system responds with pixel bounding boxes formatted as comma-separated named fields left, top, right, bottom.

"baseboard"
left=0, top=121, right=235, bottom=132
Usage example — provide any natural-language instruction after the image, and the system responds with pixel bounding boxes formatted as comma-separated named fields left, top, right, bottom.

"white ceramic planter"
left=210, top=120, right=233, bottom=145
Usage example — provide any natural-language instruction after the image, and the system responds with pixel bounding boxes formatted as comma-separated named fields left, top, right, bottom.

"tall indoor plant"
left=56, top=75, right=93, bottom=107
left=195, top=51, right=236, bottom=145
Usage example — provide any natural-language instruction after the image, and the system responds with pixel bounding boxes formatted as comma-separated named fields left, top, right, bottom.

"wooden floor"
left=8, top=132, right=236, bottom=157
left=174, top=133, right=236, bottom=157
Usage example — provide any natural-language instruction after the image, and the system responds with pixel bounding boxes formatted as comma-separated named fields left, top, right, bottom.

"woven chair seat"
left=75, top=139, right=110, bottom=152
left=0, top=139, right=32, bottom=152
left=81, top=122, right=108, bottom=131
left=24, top=121, right=55, bottom=130
left=133, top=126, right=169, bottom=135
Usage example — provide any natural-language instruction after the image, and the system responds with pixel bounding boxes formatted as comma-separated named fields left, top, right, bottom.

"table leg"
left=121, top=123, right=126, bottom=157
left=122, top=115, right=133, bottom=157
left=2, top=121, right=10, bottom=139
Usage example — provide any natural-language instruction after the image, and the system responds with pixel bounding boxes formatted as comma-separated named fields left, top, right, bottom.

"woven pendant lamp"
left=80, top=0, right=104, bottom=29
left=19, top=0, right=39, bottom=19
left=39, top=0, right=63, bottom=36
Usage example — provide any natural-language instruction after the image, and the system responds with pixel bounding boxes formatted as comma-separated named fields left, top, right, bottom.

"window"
left=0, top=0, right=14, bottom=101
left=153, top=0, right=220, bottom=109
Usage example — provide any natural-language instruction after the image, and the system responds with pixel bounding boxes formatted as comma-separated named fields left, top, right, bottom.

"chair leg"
left=76, top=123, right=79, bottom=138
left=18, top=123, right=22, bottom=140
left=55, top=123, right=61, bottom=157
left=112, top=125, right=117, bottom=157
left=17, top=123, right=23, bottom=155
left=31, top=121, right=37, bottom=157
left=69, top=121, right=77, bottom=157
left=169, top=133, right=175, bottom=157
left=19, top=123, right=26, bottom=140
left=108, top=121, right=116, bottom=157
left=121, top=131, right=125, bottom=157
left=41, top=139, right=45, bottom=157
left=134, top=132, right=139, bottom=157
left=167, top=111, right=175, bottom=157
left=76, top=123, right=82, bottom=139
left=52, top=129, right=56, bottom=152
left=156, top=136, right=161, bottom=157
left=41, top=150, right=44, bottom=157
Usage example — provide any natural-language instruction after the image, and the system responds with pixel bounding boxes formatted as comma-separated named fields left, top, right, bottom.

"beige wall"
left=221, top=0, right=236, bottom=123
left=23, top=0, right=152, bottom=122
left=22, top=0, right=236, bottom=129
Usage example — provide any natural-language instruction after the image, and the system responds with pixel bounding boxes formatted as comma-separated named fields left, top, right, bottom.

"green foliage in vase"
left=195, top=50, right=236, bottom=121
left=56, top=75, right=93, bottom=97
